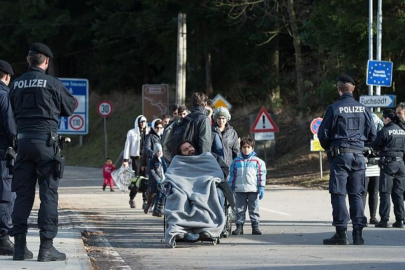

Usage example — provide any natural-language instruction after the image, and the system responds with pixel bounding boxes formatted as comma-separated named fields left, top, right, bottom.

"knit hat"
left=153, top=143, right=162, bottom=154
left=213, top=106, right=231, bottom=122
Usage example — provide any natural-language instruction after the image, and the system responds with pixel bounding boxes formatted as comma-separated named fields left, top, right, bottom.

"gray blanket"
left=163, top=152, right=226, bottom=246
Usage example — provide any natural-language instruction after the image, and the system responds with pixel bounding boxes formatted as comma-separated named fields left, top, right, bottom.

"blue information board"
left=366, top=60, right=393, bottom=87
left=57, top=78, right=89, bottom=135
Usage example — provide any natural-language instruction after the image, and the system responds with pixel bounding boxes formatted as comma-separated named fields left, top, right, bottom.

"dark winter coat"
left=211, top=123, right=239, bottom=167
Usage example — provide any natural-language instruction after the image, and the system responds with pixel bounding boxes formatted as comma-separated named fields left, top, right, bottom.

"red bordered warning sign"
left=250, top=107, right=279, bottom=133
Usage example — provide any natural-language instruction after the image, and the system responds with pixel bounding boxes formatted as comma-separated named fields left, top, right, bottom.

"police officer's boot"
left=352, top=227, right=364, bottom=245
left=37, top=237, right=66, bottom=262
left=392, top=220, right=404, bottom=228
left=232, top=224, right=243, bottom=235
left=0, top=234, right=14, bottom=255
left=323, top=227, right=349, bottom=245
left=252, top=223, right=262, bottom=235
left=13, top=233, right=33, bottom=260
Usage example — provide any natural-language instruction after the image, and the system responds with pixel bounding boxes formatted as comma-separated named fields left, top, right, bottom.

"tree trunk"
left=286, top=0, right=305, bottom=108
left=205, top=52, right=213, bottom=96
left=270, top=35, right=280, bottom=103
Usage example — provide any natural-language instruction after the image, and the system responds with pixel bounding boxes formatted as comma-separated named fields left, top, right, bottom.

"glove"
left=258, top=186, right=264, bottom=200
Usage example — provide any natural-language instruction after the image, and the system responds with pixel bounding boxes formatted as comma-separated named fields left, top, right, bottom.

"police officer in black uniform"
left=318, top=75, right=377, bottom=245
left=0, top=60, right=18, bottom=256
left=371, top=109, right=405, bottom=228
left=8, top=43, right=75, bottom=261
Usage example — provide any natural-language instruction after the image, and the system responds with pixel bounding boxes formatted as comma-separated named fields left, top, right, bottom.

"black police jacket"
left=9, top=66, right=75, bottom=133
left=318, top=93, right=377, bottom=151
left=0, top=81, right=16, bottom=149
left=371, top=122, right=405, bottom=157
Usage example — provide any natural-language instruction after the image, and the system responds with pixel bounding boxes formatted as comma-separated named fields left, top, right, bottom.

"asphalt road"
left=58, top=166, right=405, bottom=270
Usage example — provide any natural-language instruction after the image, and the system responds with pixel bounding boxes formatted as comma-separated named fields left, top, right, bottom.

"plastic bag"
left=111, top=165, right=134, bottom=191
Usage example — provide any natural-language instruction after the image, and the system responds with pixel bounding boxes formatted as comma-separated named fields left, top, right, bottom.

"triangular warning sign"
left=250, top=107, right=279, bottom=133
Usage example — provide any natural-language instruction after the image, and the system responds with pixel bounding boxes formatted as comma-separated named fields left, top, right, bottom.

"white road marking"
left=261, top=207, right=291, bottom=216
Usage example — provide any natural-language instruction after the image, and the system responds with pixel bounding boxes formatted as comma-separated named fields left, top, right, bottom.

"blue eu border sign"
left=57, top=78, right=89, bottom=135
left=366, top=60, right=393, bottom=87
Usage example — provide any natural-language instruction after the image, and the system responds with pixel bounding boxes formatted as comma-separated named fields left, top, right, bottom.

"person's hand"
left=141, top=166, right=146, bottom=171
left=258, top=186, right=264, bottom=200
left=122, top=161, right=129, bottom=168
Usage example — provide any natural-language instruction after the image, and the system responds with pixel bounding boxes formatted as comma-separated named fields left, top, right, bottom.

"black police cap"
left=0, top=60, right=14, bottom=75
left=337, top=75, right=355, bottom=85
left=29, top=42, right=53, bottom=58
left=383, top=109, right=396, bottom=120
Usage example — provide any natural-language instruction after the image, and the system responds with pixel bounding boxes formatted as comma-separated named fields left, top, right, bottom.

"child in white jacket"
left=229, top=137, right=267, bottom=235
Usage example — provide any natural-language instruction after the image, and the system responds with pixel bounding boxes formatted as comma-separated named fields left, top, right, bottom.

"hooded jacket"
left=229, top=151, right=266, bottom=193
left=123, top=115, right=149, bottom=159
left=144, top=119, right=162, bottom=159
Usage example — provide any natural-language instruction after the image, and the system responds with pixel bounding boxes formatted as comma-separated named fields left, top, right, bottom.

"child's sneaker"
left=102, top=186, right=106, bottom=191
left=110, top=189, right=115, bottom=192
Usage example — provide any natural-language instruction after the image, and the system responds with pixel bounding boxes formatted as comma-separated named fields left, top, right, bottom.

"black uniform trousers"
left=0, top=154, right=15, bottom=237
left=329, top=153, right=367, bottom=229
left=379, top=160, right=405, bottom=222
left=9, top=138, right=59, bottom=239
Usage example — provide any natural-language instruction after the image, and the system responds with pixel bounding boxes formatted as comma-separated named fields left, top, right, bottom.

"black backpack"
left=170, top=115, right=196, bottom=156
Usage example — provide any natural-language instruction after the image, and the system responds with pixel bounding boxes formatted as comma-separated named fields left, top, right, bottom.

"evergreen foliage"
left=0, top=0, right=404, bottom=109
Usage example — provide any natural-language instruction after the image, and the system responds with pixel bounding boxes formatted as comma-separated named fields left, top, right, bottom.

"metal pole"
left=182, top=14, right=187, bottom=104
left=375, top=0, right=382, bottom=105
left=176, top=13, right=183, bottom=105
left=79, top=135, right=83, bottom=147
left=368, top=0, right=373, bottom=96
left=104, top=117, right=108, bottom=159
left=176, top=13, right=186, bottom=106
left=319, top=151, right=323, bottom=179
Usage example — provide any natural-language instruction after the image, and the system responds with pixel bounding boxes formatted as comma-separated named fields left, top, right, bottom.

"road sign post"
left=366, top=60, right=393, bottom=87
left=142, top=84, right=169, bottom=121
left=250, top=107, right=279, bottom=133
left=212, top=94, right=232, bottom=110
left=310, top=118, right=324, bottom=179
left=58, top=78, right=89, bottom=137
left=359, top=95, right=396, bottom=108
left=97, top=101, right=113, bottom=159
left=250, top=107, right=279, bottom=165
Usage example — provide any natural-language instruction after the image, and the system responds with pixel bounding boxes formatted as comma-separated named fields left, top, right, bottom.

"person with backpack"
left=170, top=92, right=212, bottom=158
left=211, top=107, right=240, bottom=168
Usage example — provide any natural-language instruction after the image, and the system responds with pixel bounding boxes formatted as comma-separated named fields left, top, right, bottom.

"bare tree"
left=214, top=0, right=308, bottom=108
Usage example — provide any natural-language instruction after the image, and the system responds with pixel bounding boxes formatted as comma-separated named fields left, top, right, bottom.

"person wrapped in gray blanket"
left=163, top=141, right=235, bottom=247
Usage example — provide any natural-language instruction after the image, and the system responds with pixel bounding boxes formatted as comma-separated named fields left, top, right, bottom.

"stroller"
left=162, top=153, right=235, bottom=248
